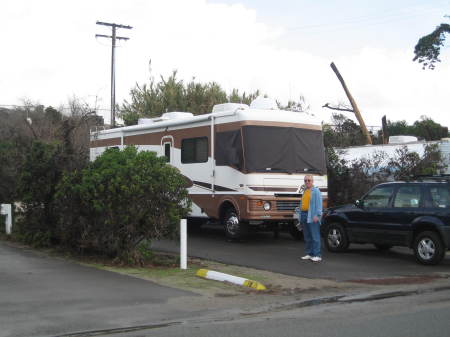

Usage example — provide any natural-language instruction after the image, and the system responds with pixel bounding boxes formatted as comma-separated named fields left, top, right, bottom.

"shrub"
left=326, top=143, right=446, bottom=206
left=387, top=144, right=446, bottom=180
left=327, top=148, right=389, bottom=206
left=56, top=146, right=190, bottom=264
left=14, top=141, right=63, bottom=246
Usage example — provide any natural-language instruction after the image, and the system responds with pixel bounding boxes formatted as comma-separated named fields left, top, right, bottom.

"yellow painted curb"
left=243, top=279, right=267, bottom=291
left=196, top=269, right=266, bottom=291
left=196, top=268, right=208, bottom=278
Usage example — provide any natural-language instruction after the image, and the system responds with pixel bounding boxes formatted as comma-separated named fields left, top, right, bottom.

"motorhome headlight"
left=263, top=201, right=271, bottom=211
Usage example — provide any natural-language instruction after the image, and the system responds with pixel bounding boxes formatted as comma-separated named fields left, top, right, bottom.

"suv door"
left=422, top=184, right=450, bottom=227
left=384, top=184, right=423, bottom=246
left=346, top=184, right=395, bottom=243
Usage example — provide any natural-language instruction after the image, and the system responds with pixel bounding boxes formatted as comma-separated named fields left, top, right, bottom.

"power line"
left=95, top=21, right=132, bottom=128
left=286, top=5, right=443, bottom=34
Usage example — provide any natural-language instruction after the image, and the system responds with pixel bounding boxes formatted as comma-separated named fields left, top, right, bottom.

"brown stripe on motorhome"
left=190, top=194, right=244, bottom=219
left=190, top=193, right=328, bottom=220
left=124, top=131, right=166, bottom=146
left=90, top=119, right=322, bottom=149
left=126, top=125, right=212, bottom=156
left=248, top=186, right=299, bottom=192
left=90, top=138, right=121, bottom=148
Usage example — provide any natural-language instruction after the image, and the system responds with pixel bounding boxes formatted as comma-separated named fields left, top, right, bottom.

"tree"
left=15, top=141, right=63, bottom=246
left=120, top=71, right=261, bottom=125
left=387, top=144, right=446, bottom=180
left=278, top=95, right=310, bottom=112
left=413, top=18, right=450, bottom=69
left=0, top=99, right=101, bottom=204
left=412, top=116, right=448, bottom=141
left=326, top=147, right=389, bottom=206
left=323, top=113, right=368, bottom=148
left=55, top=147, right=191, bottom=264
left=385, top=116, right=448, bottom=141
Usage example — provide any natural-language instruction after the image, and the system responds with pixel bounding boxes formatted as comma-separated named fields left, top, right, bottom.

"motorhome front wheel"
left=223, top=208, right=248, bottom=240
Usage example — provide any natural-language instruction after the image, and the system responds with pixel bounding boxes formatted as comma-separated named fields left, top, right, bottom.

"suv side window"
left=364, top=185, right=394, bottom=208
left=428, top=185, right=450, bottom=208
left=393, top=185, right=421, bottom=208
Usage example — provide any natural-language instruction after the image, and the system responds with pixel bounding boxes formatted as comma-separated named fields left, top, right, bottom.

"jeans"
left=301, top=211, right=321, bottom=257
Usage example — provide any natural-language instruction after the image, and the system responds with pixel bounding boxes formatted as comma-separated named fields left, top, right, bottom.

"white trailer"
left=90, top=98, right=328, bottom=239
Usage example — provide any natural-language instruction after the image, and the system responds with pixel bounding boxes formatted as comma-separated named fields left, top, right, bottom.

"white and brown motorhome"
left=90, top=98, right=328, bottom=239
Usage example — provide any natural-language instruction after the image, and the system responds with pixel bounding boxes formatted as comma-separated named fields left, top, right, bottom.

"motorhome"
left=90, top=97, right=328, bottom=239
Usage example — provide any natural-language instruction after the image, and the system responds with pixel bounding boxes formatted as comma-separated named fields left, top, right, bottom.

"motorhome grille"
left=276, top=200, right=298, bottom=211
left=274, top=194, right=301, bottom=198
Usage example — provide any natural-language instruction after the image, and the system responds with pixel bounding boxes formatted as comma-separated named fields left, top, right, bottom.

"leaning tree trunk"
left=330, top=62, right=372, bottom=145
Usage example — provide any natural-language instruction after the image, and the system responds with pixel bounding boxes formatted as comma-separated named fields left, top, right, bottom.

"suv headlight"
left=263, top=201, right=271, bottom=211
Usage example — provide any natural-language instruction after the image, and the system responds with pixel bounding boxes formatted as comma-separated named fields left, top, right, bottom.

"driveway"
left=153, top=224, right=450, bottom=281
left=0, top=241, right=196, bottom=337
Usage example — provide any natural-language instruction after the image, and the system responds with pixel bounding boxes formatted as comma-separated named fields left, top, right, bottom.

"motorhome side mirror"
left=355, top=199, right=363, bottom=208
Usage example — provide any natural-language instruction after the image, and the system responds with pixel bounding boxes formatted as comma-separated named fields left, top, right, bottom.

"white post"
left=180, top=219, right=187, bottom=270
left=1, top=204, right=12, bottom=235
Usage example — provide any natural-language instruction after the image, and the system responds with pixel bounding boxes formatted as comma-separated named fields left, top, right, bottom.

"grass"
left=84, top=255, right=270, bottom=295
left=1, top=237, right=319, bottom=296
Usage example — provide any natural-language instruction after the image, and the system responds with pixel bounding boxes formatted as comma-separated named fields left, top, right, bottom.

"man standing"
left=297, top=175, right=323, bottom=262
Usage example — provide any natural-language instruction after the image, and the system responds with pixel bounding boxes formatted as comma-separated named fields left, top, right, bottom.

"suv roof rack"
left=412, top=174, right=450, bottom=182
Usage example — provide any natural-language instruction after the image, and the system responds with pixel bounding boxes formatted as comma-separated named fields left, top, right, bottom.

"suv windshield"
left=241, top=125, right=326, bottom=174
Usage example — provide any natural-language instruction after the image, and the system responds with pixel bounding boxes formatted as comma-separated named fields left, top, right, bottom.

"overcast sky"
left=2, top=0, right=450, bottom=128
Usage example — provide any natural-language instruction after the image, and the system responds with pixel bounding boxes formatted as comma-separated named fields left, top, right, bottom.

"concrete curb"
left=196, top=269, right=266, bottom=291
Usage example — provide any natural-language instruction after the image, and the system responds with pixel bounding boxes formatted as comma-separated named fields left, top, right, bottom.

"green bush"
left=15, top=141, right=63, bottom=246
left=327, top=144, right=446, bottom=206
left=55, top=146, right=190, bottom=264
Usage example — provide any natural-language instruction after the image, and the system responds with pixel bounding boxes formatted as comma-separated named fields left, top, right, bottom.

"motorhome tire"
left=223, top=208, right=248, bottom=240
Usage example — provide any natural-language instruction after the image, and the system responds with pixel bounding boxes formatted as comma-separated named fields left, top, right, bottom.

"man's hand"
left=313, top=215, right=319, bottom=223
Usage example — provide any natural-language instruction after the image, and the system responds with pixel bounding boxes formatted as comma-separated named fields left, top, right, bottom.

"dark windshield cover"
left=216, top=129, right=243, bottom=169
left=242, top=125, right=326, bottom=174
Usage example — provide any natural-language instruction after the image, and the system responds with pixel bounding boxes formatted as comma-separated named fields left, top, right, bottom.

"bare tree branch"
left=322, top=103, right=354, bottom=113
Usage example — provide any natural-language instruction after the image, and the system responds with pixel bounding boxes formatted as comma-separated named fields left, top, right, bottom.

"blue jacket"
left=297, top=186, right=323, bottom=224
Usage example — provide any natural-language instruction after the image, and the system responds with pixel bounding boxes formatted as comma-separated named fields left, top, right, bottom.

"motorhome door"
left=161, top=136, right=174, bottom=164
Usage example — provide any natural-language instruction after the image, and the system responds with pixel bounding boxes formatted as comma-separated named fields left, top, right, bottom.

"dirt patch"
left=78, top=254, right=358, bottom=298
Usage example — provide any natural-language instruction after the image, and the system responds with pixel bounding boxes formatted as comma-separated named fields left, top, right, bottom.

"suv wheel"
left=223, top=208, right=248, bottom=240
left=413, top=231, right=445, bottom=265
left=324, top=223, right=349, bottom=252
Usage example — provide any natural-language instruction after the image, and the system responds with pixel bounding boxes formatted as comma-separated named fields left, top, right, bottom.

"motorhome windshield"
left=242, top=125, right=326, bottom=174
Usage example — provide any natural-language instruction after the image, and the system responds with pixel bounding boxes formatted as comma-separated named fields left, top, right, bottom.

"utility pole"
left=96, top=21, right=132, bottom=128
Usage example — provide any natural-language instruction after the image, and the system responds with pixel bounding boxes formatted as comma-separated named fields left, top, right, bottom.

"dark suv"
left=321, top=176, right=450, bottom=265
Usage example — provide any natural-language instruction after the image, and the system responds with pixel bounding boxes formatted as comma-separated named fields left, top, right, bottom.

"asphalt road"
left=110, top=284, right=450, bottom=337
left=0, top=241, right=196, bottom=337
left=153, top=224, right=450, bottom=281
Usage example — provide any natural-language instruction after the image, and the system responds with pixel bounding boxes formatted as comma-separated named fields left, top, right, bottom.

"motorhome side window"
left=181, top=137, right=208, bottom=163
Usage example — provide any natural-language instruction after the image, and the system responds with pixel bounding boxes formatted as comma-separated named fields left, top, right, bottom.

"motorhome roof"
left=94, top=106, right=321, bottom=137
